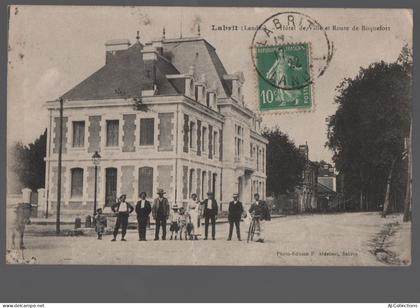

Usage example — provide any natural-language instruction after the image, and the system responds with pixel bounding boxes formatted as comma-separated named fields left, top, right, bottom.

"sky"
left=7, top=6, right=412, bottom=162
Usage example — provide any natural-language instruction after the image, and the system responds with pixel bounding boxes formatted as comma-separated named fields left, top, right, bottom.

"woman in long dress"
left=187, top=193, right=202, bottom=240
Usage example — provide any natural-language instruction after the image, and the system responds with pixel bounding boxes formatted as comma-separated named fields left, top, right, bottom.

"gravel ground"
left=7, top=212, right=411, bottom=266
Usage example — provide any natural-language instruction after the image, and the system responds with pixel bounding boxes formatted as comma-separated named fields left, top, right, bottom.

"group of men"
left=107, top=189, right=270, bottom=243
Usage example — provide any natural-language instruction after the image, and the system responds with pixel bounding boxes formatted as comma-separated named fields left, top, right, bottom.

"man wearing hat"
left=201, top=191, right=218, bottom=240
left=152, top=188, right=170, bottom=240
left=227, top=193, right=244, bottom=241
left=249, top=193, right=271, bottom=243
left=135, top=192, right=152, bottom=241
left=111, top=194, right=134, bottom=241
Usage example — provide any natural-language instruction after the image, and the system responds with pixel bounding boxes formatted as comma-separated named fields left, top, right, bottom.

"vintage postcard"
left=6, top=6, right=412, bottom=266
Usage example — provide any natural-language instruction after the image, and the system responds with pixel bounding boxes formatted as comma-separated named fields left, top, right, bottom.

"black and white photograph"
left=6, top=6, right=412, bottom=266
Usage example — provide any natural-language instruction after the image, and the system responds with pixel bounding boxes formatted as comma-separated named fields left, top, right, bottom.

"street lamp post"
left=56, top=97, right=64, bottom=235
left=92, top=151, right=101, bottom=216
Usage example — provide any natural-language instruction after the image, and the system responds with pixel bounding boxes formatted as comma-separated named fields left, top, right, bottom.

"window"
left=189, top=169, right=195, bottom=196
left=140, top=118, right=155, bottom=146
left=106, top=120, right=119, bottom=147
left=257, top=148, right=261, bottom=171
left=139, top=167, right=153, bottom=198
left=262, top=148, right=265, bottom=172
left=71, top=168, right=84, bottom=197
left=206, top=92, right=211, bottom=107
left=72, top=121, right=85, bottom=147
left=213, top=131, right=218, bottom=156
left=235, top=124, right=244, bottom=159
left=189, top=121, right=196, bottom=149
left=201, top=170, right=207, bottom=200
left=202, top=126, right=207, bottom=152
left=195, top=85, right=200, bottom=101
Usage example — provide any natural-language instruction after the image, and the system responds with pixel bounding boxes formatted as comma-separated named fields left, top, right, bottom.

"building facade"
left=296, top=144, right=318, bottom=212
left=44, top=35, right=267, bottom=216
left=317, top=162, right=337, bottom=192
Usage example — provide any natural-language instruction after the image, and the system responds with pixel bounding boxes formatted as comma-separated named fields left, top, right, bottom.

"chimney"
left=141, top=43, right=158, bottom=96
left=105, top=39, right=131, bottom=64
left=223, top=72, right=245, bottom=103
left=151, top=40, right=163, bottom=55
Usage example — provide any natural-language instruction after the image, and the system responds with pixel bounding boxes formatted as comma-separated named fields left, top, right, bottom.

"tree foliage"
left=11, top=130, right=47, bottom=191
left=263, top=128, right=306, bottom=197
left=326, top=46, right=411, bottom=211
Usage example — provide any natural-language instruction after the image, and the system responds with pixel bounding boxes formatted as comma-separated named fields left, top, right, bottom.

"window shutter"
left=197, top=120, right=201, bottom=156
left=183, top=114, right=189, bottom=153
left=219, top=128, right=223, bottom=161
left=208, top=125, right=213, bottom=159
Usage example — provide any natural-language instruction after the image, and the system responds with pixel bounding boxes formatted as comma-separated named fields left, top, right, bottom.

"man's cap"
left=207, top=191, right=213, bottom=195
left=157, top=188, right=165, bottom=194
left=172, top=204, right=178, bottom=209
left=119, top=194, right=127, bottom=199
left=233, top=193, right=239, bottom=197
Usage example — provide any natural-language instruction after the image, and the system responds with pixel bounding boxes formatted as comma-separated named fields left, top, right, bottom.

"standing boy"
left=94, top=208, right=107, bottom=240
left=169, top=204, right=180, bottom=240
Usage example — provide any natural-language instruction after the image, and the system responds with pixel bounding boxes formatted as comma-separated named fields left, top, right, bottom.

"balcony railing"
left=235, top=156, right=257, bottom=172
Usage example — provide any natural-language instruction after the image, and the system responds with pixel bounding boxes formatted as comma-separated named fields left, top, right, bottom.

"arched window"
left=71, top=168, right=84, bottom=197
left=139, top=167, right=153, bottom=198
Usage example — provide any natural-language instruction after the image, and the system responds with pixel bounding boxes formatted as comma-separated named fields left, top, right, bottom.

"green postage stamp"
left=256, top=43, right=313, bottom=112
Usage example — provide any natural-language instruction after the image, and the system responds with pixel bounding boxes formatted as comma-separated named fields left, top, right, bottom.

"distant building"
left=44, top=34, right=267, bottom=216
left=317, top=163, right=336, bottom=192
left=296, top=144, right=317, bottom=212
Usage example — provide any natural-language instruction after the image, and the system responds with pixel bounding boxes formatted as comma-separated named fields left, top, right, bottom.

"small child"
left=94, top=208, right=107, bottom=240
left=169, top=205, right=180, bottom=240
left=178, top=207, right=190, bottom=240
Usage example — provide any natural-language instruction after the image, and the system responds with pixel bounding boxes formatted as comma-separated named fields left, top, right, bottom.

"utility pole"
left=56, top=97, right=64, bottom=235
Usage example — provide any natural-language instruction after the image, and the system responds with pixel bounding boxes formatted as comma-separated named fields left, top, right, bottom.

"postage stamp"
left=256, top=43, right=312, bottom=111
left=251, top=11, right=334, bottom=114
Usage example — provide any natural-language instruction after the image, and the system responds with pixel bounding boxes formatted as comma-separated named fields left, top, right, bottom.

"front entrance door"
left=105, top=168, right=117, bottom=208
left=237, top=176, right=243, bottom=201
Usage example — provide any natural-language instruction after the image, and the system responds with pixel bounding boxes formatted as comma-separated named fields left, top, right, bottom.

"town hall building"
left=44, top=33, right=267, bottom=216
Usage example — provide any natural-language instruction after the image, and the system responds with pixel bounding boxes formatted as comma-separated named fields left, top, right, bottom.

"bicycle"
left=247, top=214, right=260, bottom=243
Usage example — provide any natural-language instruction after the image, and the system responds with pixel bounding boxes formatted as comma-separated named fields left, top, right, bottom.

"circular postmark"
left=251, top=11, right=334, bottom=91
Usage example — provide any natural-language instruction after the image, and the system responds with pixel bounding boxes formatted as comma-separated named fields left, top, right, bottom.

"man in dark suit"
left=135, top=191, right=152, bottom=241
left=202, top=191, right=218, bottom=240
left=152, top=188, right=170, bottom=240
left=111, top=194, right=134, bottom=242
left=227, top=193, right=244, bottom=241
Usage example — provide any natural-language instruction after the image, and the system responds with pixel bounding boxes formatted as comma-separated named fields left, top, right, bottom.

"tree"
left=326, top=46, right=411, bottom=214
left=11, top=129, right=47, bottom=191
left=262, top=128, right=306, bottom=197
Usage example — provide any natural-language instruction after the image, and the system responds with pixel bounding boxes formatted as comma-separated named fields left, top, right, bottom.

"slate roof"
left=62, top=37, right=232, bottom=101
left=62, top=42, right=180, bottom=101
left=162, top=38, right=232, bottom=97
left=316, top=182, right=336, bottom=195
